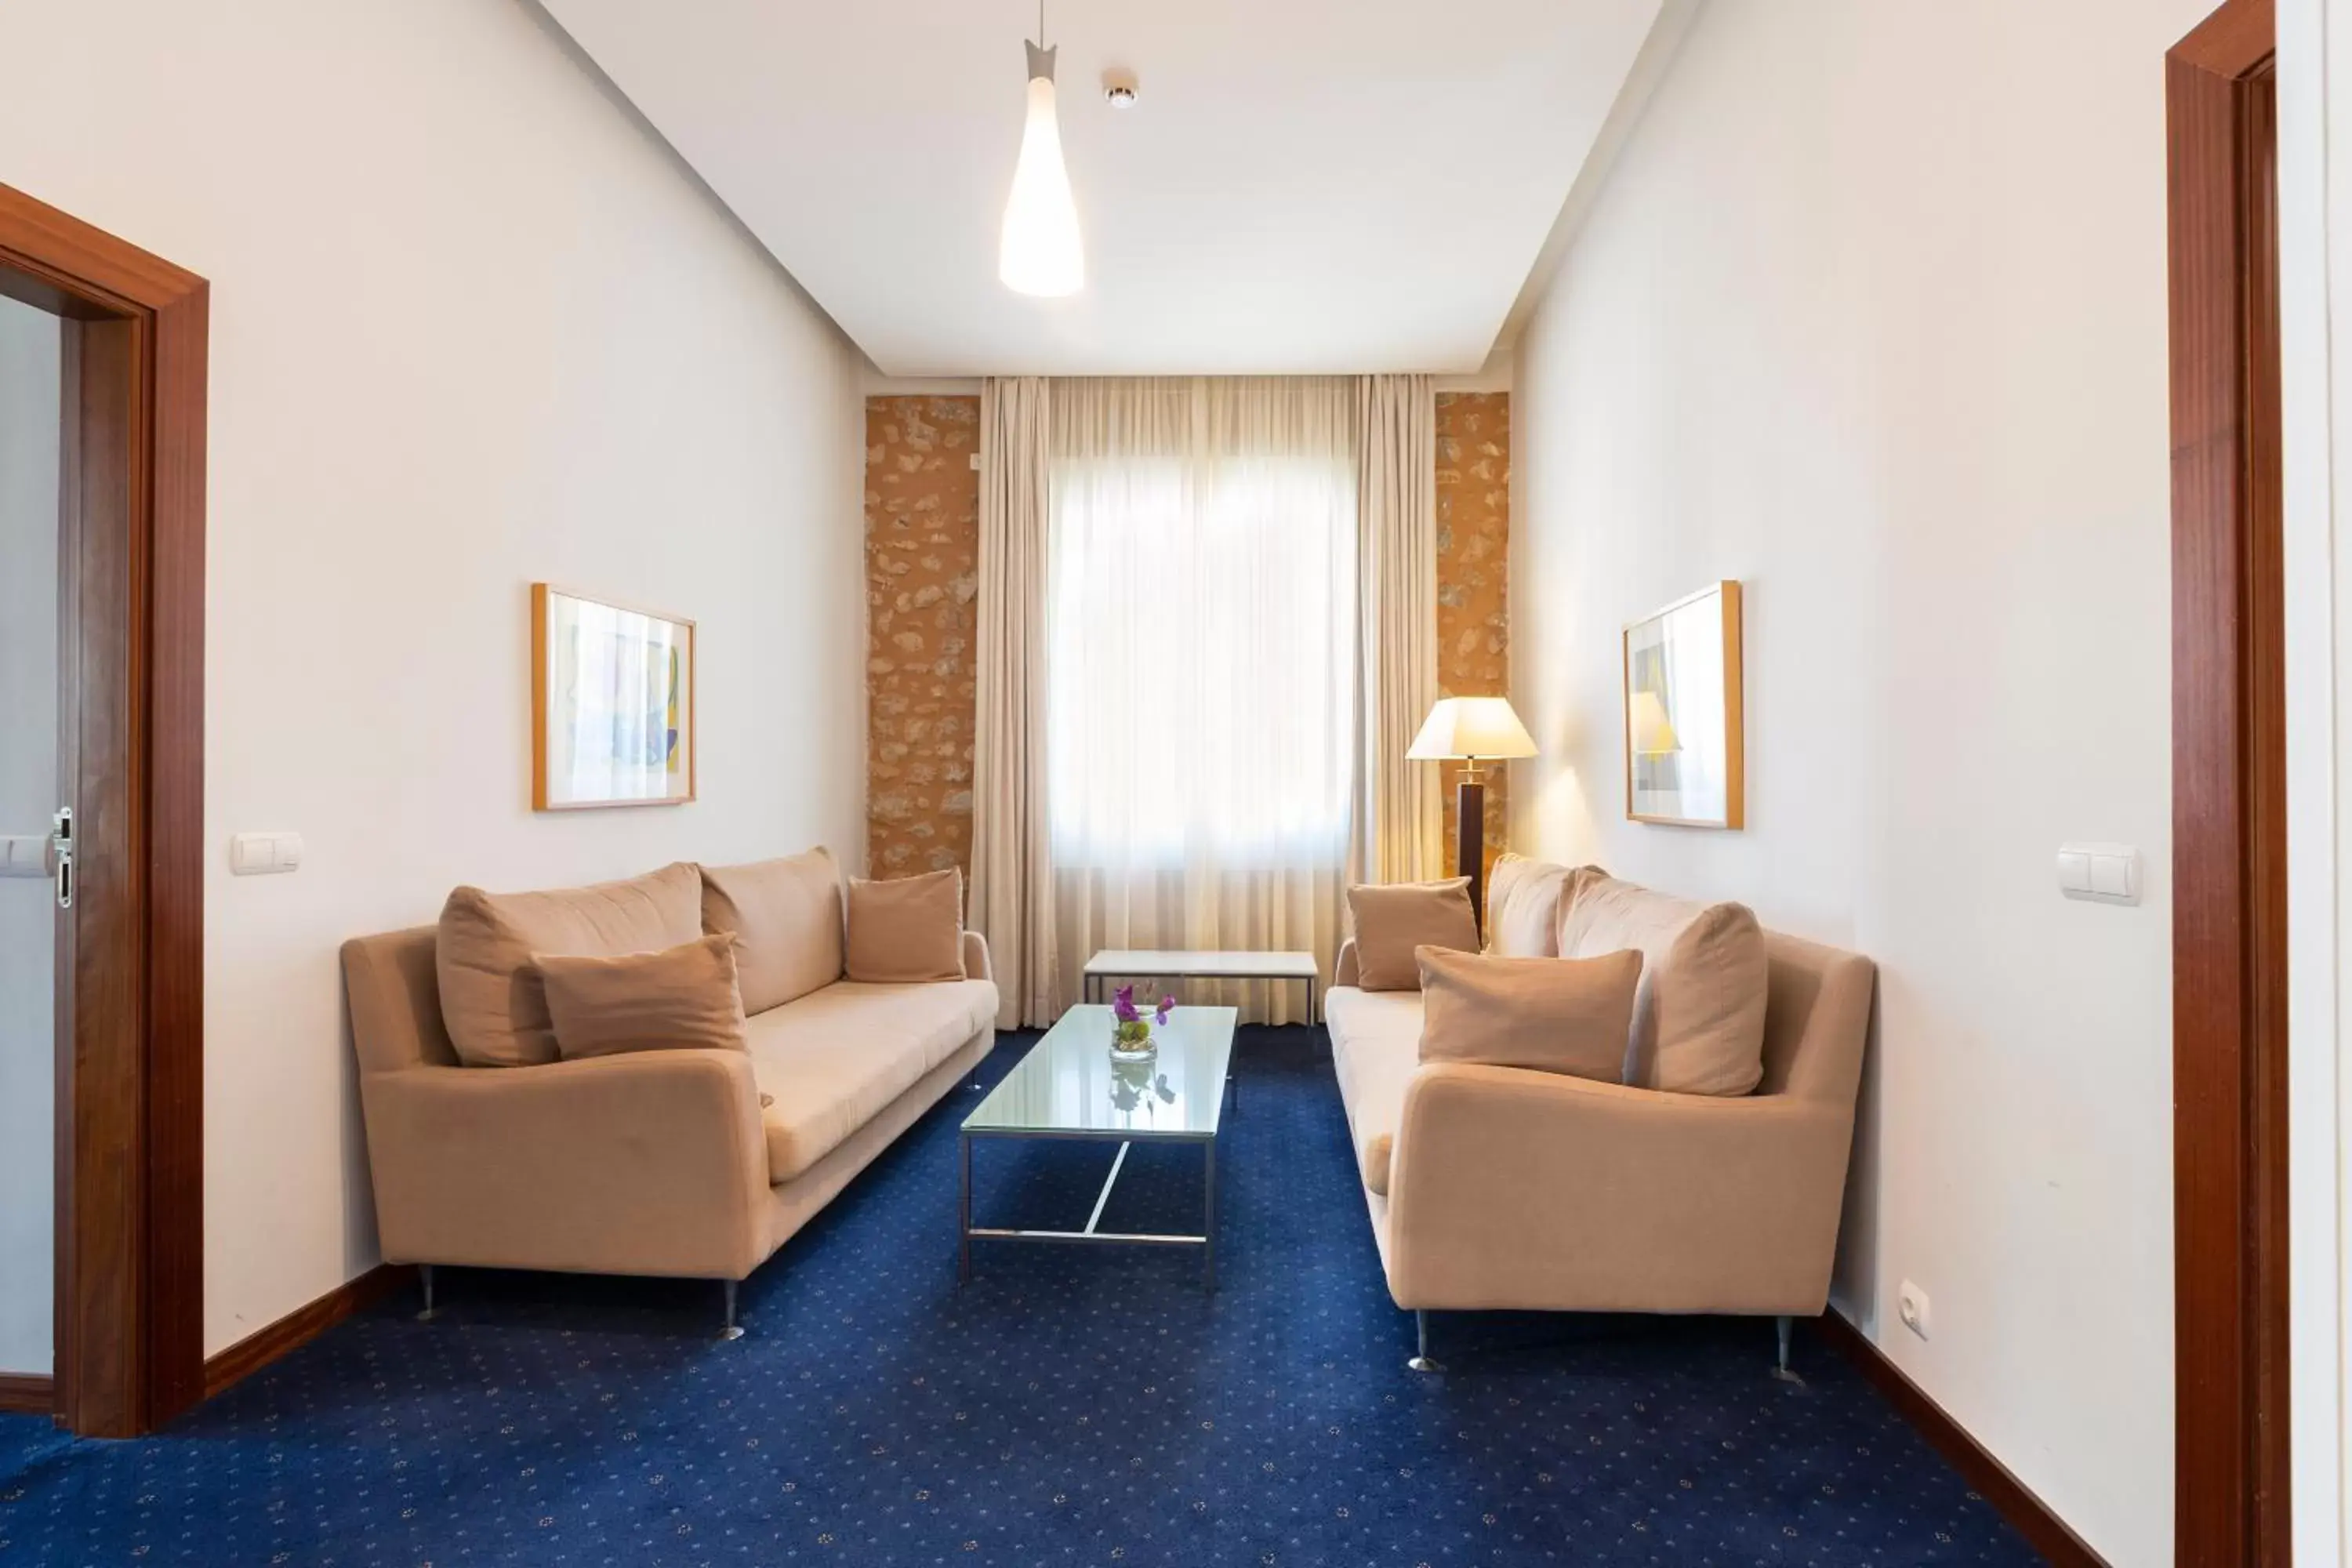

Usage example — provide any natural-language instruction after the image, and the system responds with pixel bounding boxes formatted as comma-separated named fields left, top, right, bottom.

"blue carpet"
left=0, top=1027, right=2038, bottom=1566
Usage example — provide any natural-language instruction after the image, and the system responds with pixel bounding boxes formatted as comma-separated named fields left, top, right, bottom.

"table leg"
left=1203, top=1138, right=1218, bottom=1293
left=958, top=1133, right=972, bottom=1284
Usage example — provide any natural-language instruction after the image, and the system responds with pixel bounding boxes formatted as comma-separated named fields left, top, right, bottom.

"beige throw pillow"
left=437, top=861, right=704, bottom=1068
left=538, top=935, right=750, bottom=1061
left=1484, top=852, right=1574, bottom=958
left=1417, top=946, right=1643, bottom=1081
left=1348, top=878, right=1479, bottom=991
left=1556, top=867, right=1769, bottom=1096
left=701, top=848, right=845, bottom=1013
left=845, top=868, right=967, bottom=984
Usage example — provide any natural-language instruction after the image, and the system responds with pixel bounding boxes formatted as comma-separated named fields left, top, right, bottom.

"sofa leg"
left=719, top=1279, right=746, bottom=1342
left=1406, top=1309, right=1443, bottom=1374
left=1772, top=1315, right=1802, bottom=1385
left=415, top=1264, right=437, bottom=1323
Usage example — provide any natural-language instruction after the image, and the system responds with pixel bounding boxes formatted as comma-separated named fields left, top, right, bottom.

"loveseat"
left=340, top=850, right=996, bottom=1334
left=1324, top=861, right=1875, bottom=1369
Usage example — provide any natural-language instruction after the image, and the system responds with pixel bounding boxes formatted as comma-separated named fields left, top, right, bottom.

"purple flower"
left=1112, top=984, right=1139, bottom=1025
left=1154, top=994, right=1174, bottom=1026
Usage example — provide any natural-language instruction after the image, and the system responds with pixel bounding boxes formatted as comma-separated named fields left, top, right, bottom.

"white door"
left=0, top=290, right=62, bottom=1380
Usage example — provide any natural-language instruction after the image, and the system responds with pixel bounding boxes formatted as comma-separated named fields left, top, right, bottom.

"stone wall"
left=863, top=396, right=980, bottom=876
left=861, top=391, right=1511, bottom=880
left=1435, top=392, right=1513, bottom=881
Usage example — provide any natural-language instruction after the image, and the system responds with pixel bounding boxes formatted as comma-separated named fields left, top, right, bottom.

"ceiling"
left=540, top=0, right=1665, bottom=378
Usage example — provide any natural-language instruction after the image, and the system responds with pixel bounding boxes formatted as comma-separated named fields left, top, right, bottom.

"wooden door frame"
left=0, top=182, right=206, bottom=1437
left=2167, top=1, right=2289, bottom=1562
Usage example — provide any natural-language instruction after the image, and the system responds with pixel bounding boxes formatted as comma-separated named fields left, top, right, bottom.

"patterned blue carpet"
left=0, top=1026, right=2038, bottom=1566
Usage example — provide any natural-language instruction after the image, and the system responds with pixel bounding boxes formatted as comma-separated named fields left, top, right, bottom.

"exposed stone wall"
left=861, top=390, right=1510, bottom=882
left=1435, top=391, right=1513, bottom=881
left=864, top=396, right=980, bottom=876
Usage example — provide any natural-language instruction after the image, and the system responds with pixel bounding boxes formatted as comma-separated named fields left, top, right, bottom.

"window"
left=1044, top=380, right=1358, bottom=873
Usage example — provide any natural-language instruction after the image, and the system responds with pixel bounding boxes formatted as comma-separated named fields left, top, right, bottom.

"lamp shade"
left=1406, top=697, right=1539, bottom=761
left=999, top=45, right=1084, bottom=298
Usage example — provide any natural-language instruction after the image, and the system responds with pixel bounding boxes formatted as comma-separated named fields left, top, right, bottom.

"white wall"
left=0, top=294, right=60, bottom=1377
left=0, top=0, right=868, bottom=1356
left=1506, top=2, right=2205, bottom=1562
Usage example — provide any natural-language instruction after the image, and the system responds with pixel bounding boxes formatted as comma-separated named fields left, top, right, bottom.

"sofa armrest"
left=1334, top=940, right=1360, bottom=989
left=962, top=929, right=993, bottom=983
left=1382, top=1063, right=1855, bottom=1315
left=360, top=1048, right=772, bottom=1280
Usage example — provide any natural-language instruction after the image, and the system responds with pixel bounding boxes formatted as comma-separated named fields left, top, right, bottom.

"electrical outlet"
left=1897, top=1279, right=1931, bottom=1341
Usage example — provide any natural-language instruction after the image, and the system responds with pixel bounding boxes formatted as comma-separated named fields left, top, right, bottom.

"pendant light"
left=999, top=0, right=1085, bottom=297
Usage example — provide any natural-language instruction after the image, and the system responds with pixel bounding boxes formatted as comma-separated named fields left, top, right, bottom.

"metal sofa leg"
left=1772, top=1314, right=1802, bottom=1385
left=720, top=1279, right=746, bottom=1341
left=416, top=1263, right=437, bottom=1323
left=1407, top=1309, right=1443, bottom=1374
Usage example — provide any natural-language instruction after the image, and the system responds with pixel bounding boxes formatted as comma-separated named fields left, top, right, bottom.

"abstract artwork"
left=532, top=583, right=696, bottom=811
left=1623, top=580, right=1743, bottom=829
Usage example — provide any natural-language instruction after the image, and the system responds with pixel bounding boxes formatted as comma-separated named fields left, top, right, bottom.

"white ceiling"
left=541, top=0, right=1665, bottom=377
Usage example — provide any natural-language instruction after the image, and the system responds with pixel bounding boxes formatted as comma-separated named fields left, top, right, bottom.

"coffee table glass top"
left=964, top=1004, right=1237, bottom=1141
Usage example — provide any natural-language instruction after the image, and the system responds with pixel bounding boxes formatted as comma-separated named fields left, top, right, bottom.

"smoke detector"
left=1102, top=67, right=1138, bottom=107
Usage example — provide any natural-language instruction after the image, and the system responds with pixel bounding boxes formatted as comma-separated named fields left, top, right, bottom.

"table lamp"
left=1407, top=696, right=1539, bottom=931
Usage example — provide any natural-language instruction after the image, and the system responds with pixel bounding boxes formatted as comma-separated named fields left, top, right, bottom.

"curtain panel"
left=1355, top=373, right=1442, bottom=886
left=968, top=374, right=1440, bottom=1025
left=1044, top=377, right=1359, bottom=1025
left=970, top=376, right=1057, bottom=1029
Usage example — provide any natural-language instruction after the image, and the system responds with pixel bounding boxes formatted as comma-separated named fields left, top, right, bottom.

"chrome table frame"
left=958, top=1124, right=1219, bottom=1292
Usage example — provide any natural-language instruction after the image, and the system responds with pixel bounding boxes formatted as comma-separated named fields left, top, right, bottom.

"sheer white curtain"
left=1044, top=378, right=1358, bottom=1022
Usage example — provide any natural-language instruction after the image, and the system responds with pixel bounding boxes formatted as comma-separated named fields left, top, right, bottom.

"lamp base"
left=1457, top=775, right=1486, bottom=935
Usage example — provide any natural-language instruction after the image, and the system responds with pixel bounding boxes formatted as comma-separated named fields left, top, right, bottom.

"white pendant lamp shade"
left=1000, top=43, right=1084, bottom=297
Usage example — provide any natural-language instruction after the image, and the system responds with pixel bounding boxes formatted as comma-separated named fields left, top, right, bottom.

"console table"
left=1080, top=949, right=1323, bottom=1026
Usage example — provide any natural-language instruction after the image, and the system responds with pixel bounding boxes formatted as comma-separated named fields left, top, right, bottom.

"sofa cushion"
left=1485, top=853, right=1575, bottom=958
left=701, top=849, right=844, bottom=1013
left=538, top=934, right=750, bottom=1062
left=1348, top=878, right=1479, bottom=991
left=845, top=868, right=967, bottom=984
left=1323, top=985, right=1426, bottom=1196
left=1557, top=868, right=1769, bottom=1096
left=745, top=977, right=998, bottom=1182
left=437, top=862, right=704, bottom=1068
left=1417, top=946, right=1642, bottom=1081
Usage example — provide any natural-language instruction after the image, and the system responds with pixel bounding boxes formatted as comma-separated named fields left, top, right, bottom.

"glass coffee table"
left=960, top=1004, right=1237, bottom=1292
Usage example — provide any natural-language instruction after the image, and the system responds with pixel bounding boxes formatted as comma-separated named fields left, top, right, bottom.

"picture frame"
left=531, top=583, right=697, bottom=811
left=1623, top=579, right=1744, bottom=829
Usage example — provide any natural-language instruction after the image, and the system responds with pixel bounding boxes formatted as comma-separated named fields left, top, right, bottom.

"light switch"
left=230, top=832, right=303, bottom=876
left=2059, top=842, right=2139, bottom=906
left=2089, top=851, right=2135, bottom=900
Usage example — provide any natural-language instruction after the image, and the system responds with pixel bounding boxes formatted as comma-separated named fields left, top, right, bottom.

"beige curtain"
left=970, top=376, right=1057, bottom=1028
left=1041, top=377, right=1358, bottom=1025
left=1353, top=373, right=1442, bottom=885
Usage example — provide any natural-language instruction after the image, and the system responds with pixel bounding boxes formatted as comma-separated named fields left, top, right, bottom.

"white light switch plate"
left=2057, top=842, right=2139, bottom=906
left=230, top=832, right=303, bottom=875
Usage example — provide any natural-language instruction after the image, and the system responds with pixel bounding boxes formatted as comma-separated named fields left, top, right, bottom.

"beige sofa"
left=341, top=854, right=997, bottom=1335
left=1325, top=882, right=1874, bottom=1371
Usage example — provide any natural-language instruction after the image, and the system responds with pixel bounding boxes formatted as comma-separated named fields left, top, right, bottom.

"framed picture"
left=1623, top=580, right=1744, bottom=829
left=531, top=583, right=697, bottom=811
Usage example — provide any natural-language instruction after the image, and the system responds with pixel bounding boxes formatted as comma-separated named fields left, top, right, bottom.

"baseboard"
left=201, top=1262, right=416, bottom=1402
left=1814, top=1308, right=2107, bottom=1568
left=0, top=1372, right=53, bottom=1416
